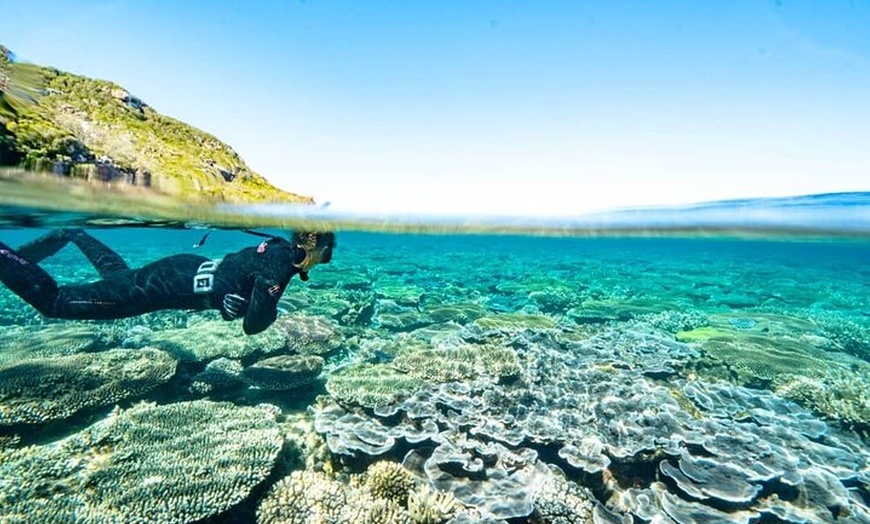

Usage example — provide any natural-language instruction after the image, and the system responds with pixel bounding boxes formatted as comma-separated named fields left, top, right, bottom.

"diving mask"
left=291, top=232, right=335, bottom=279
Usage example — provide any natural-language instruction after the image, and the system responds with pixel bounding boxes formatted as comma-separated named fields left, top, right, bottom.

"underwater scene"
left=1, top=206, right=870, bottom=524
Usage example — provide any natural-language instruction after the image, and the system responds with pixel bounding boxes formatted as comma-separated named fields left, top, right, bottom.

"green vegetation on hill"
left=0, top=44, right=312, bottom=204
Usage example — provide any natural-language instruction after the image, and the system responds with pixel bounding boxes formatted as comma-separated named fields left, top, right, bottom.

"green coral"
left=699, top=339, right=829, bottom=386
left=0, top=400, right=283, bottom=523
left=472, top=313, right=558, bottom=333
left=375, top=306, right=430, bottom=332
left=376, top=282, right=425, bottom=306
left=678, top=313, right=852, bottom=388
left=675, top=326, right=732, bottom=343
left=326, top=363, right=425, bottom=409
left=818, top=317, right=870, bottom=361
left=678, top=312, right=870, bottom=433
left=0, top=347, right=176, bottom=426
left=567, top=298, right=684, bottom=324
left=189, top=357, right=245, bottom=394
left=494, top=275, right=580, bottom=315
left=327, top=339, right=520, bottom=407
left=632, top=310, right=709, bottom=335
left=357, top=332, right=430, bottom=362
left=425, top=302, right=487, bottom=324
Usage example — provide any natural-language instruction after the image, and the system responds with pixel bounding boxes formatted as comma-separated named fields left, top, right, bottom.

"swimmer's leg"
left=63, top=229, right=130, bottom=278
left=16, top=229, right=129, bottom=278
left=16, top=229, right=72, bottom=263
left=0, top=241, right=61, bottom=316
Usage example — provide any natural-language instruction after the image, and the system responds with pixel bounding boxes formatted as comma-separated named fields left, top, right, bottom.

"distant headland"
left=0, top=44, right=312, bottom=205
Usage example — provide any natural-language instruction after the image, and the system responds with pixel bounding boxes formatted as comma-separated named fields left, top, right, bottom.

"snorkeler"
left=0, top=228, right=334, bottom=335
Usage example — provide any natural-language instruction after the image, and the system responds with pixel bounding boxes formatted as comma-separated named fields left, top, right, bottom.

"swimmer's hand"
left=222, top=293, right=247, bottom=320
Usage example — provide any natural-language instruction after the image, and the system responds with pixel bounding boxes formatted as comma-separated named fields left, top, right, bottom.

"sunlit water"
left=1, top=176, right=869, bottom=523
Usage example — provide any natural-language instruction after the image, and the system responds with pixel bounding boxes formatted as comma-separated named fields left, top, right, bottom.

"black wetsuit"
left=0, top=230, right=303, bottom=335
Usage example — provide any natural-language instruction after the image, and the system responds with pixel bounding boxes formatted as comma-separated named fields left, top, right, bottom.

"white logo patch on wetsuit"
left=193, top=260, right=220, bottom=294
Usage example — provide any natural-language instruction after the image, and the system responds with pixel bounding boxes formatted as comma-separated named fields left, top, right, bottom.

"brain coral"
left=0, top=400, right=283, bottom=524
left=0, top=347, right=176, bottom=426
left=529, top=474, right=596, bottom=524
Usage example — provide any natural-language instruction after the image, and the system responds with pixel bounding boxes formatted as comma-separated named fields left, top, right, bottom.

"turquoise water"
left=1, top=201, right=869, bottom=523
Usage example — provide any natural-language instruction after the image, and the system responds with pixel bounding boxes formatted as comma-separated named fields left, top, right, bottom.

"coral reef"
left=425, top=302, right=488, bottom=325
left=675, top=312, right=870, bottom=429
left=375, top=300, right=431, bottom=332
left=376, top=281, right=426, bottom=306
left=775, top=371, right=870, bottom=434
left=2, top=232, right=870, bottom=523
left=314, top=320, right=870, bottom=523
left=404, top=438, right=551, bottom=520
left=470, top=313, right=558, bottom=335
left=0, top=400, right=283, bottom=523
left=678, top=314, right=860, bottom=387
left=0, top=347, right=175, bottom=426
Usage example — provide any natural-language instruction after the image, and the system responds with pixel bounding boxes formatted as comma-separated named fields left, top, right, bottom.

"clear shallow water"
left=0, top=195, right=869, bottom=523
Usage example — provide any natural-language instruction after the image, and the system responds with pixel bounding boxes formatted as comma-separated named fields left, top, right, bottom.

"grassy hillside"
left=0, top=45, right=312, bottom=204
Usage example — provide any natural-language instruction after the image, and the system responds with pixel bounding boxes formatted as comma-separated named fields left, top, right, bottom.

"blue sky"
left=1, top=1, right=868, bottom=216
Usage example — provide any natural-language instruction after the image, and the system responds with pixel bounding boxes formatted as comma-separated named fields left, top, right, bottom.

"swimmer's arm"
left=243, top=276, right=284, bottom=335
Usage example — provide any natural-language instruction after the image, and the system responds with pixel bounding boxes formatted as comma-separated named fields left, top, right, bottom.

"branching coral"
left=364, top=460, right=417, bottom=508
left=407, top=484, right=460, bottom=524
left=257, top=470, right=411, bottom=524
